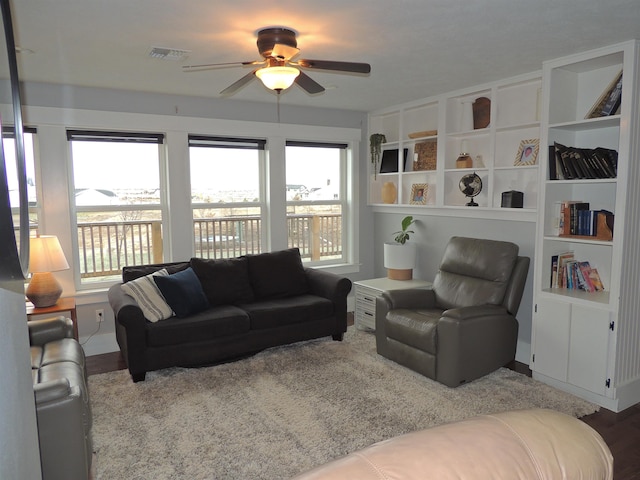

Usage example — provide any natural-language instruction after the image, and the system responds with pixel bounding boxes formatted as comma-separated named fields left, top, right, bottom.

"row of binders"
left=549, top=143, right=618, bottom=180
left=550, top=252, right=604, bottom=292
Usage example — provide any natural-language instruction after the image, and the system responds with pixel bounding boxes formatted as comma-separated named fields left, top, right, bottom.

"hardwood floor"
left=87, top=327, right=640, bottom=479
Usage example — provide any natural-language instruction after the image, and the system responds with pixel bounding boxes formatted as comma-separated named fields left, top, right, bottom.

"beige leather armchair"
left=293, top=409, right=613, bottom=479
left=376, top=236, right=529, bottom=387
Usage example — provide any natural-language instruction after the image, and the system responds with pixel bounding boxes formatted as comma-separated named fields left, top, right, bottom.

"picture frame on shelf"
left=409, top=183, right=428, bottom=205
left=585, top=70, right=623, bottom=119
left=514, top=139, right=540, bottom=166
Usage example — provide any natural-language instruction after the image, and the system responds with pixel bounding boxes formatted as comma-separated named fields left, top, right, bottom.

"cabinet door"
left=532, top=299, right=571, bottom=381
left=568, top=305, right=610, bottom=395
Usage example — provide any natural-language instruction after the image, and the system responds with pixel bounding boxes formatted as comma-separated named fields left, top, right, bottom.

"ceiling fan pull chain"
left=277, top=92, right=281, bottom=123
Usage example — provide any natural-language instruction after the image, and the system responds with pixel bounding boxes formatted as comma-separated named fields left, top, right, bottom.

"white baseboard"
left=80, top=332, right=119, bottom=356
left=515, top=339, right=531, bottom=366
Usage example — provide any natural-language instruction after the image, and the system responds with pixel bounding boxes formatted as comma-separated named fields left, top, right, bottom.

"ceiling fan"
left=182, top=27, right=371, bottom=97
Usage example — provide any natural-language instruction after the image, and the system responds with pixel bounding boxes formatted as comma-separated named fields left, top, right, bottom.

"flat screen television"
left=379, top=148, right=409, bottom=173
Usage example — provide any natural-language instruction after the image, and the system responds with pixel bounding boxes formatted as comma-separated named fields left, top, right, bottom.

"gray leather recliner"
left=29, top=315, right=92, bottom=480
left=375, top=236, right=530, bottom=387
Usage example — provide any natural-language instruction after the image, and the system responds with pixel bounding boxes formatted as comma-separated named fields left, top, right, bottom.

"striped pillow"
left=121, top=268, right=173, bottom=322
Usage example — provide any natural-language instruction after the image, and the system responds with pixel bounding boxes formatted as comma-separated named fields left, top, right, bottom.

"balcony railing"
left=78, top=213, right=342, bottom=279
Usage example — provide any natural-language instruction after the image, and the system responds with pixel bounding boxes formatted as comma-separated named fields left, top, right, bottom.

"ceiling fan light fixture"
left=256, top=66, right=300, bottom=91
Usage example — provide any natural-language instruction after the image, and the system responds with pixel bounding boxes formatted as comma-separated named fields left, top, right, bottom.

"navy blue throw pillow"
left=153, top=267, right=209, bottom=318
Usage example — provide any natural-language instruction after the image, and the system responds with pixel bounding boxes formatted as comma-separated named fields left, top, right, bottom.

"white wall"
left=17, top=81, right=536, bottom=363
left=373, top=212, right=536, bottom=364
left=17, top=82, right=376, bottom=355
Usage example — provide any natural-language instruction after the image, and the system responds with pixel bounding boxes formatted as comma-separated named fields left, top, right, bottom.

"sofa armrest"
left=34, top=378, right=72, bottom=403
left=28, top=316, right=74, bottom=346
left=304, top=267, right=352, bottom=302
left=108, top=283, right=147, bottom=330
left=34, top=379, right=92, bottom=480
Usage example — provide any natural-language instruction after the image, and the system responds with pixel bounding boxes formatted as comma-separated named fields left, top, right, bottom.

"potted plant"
left=384, top=216, right=417, bottom=280
left=370, top=133, right=386, bottom=179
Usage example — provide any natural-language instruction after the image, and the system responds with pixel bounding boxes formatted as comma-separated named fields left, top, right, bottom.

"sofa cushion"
left=153, top=267, right=210, bottom=318
left=190, top=257, right=254, bottom=306
left=121, top=268, right=173, bottom=322
left=146, top=305, right=250, bottom=347
left=122, top=261, right=189, bottom=283
left=240, top=294, right=333, bottom=330
left=246, top=248, right=309, bottom=300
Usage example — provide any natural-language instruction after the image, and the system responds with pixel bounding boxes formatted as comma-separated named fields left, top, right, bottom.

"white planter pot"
left=384, top=242, right=416, bottom=280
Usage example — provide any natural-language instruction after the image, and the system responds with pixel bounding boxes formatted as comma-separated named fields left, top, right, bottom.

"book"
left=557, top=251, right=575, bottom=288
left=600, top=73, right=623, bottom=116
left=548, top=145, right=558, bottom=180
left=551, top=202, right=563, bottom=236
left=588, top=268, right=605, bottom=291
left=578, top=261, right=596, bottom=293
left=551, top=254, right=559, bottom=288
left=560, top=201, right=582, bottom=235
left=569, top=202, right=589, bottom=235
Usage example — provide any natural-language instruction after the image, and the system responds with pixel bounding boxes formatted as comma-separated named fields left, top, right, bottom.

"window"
left=68, top=130, right=165, bottom=284
left=188, top=135, right=265, bottom=259
left=285, top=141, right=347, bottom=264
left=2, top=127, right=38, bottom=237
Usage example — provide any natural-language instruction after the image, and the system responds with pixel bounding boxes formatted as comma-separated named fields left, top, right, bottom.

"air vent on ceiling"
left=148, top=47, right=190, bottom=61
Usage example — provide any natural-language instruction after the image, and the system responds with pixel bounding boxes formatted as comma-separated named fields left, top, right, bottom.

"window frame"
left=188, top=134, right=268, bottom=258
left=67, top=129, right=167, bottom=288
left=285, top=140, right=349, bottom=266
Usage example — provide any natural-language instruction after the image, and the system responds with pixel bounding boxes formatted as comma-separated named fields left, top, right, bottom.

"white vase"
left=384, top=242, right=416, bottom=280
left=460, top=99, right=474, bottom=131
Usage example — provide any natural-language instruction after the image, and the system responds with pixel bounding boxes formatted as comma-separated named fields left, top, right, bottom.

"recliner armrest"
left=28, top=316, right=74, bottom=346
left=381, top=288, right=436, bottom=310
left=440, top=304, right=509, bottom=322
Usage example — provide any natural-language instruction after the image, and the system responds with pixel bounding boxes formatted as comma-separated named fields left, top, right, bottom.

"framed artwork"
left=514, top=139, right=540, bottom=166
left=410, top=183, right=428, bottom=205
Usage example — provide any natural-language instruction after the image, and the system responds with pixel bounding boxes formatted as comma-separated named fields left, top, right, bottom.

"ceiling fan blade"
left=182, top=60, right=263, bottom=72
left=271, top=43, right=300, bottom=60
left=296, top=59, right=371, bottom=74
left=220, top=70, right=258, bottom=97
left=295, top=71, right=325, bottom=94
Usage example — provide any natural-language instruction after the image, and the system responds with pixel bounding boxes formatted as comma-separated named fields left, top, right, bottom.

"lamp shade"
left=29, top=235, right=70, bottom=273
left=255, top=66, right=300, bottom=91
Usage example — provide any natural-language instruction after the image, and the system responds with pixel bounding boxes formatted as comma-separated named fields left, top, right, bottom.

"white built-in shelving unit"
left=531, top=40, right=640, bottom=412
left=368, top=72, right=542, bottom=221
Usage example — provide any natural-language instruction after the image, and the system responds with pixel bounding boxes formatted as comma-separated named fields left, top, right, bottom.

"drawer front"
left=356, top=286, right=380, bottom=306
left=355, top=285, right=381, bottom=330
left=355, top=308, right=375, bottom=330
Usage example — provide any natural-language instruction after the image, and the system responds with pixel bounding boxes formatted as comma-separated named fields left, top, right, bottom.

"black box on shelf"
left=501, top=190, right=524, bottom=208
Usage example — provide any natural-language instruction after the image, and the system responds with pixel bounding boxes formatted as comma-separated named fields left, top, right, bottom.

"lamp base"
left=387, top=268, right=413, bottom=280
left=26, top=272, right=63, bottom=308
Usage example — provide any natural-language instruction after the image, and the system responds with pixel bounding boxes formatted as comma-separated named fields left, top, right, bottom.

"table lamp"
left=26, top=235, right=70, bottom=307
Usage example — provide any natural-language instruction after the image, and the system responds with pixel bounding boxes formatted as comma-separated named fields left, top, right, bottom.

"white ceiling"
left=10, top=0, right=640, bottom=112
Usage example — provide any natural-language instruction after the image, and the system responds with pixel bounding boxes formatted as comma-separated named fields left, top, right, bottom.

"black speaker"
left=501, top=190, right=523, bottom=208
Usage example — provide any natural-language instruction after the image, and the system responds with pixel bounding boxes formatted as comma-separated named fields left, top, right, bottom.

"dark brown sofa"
left=108, top=248, right=352, bottom=381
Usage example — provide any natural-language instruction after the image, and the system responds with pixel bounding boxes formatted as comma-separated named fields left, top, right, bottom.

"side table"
left=26, top=297, right=78, bottom=340
left=354, top=277, right=431, bottom=331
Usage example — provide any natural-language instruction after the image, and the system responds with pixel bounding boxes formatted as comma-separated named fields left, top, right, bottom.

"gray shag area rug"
left=89, top=328, right=598, bottom=479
